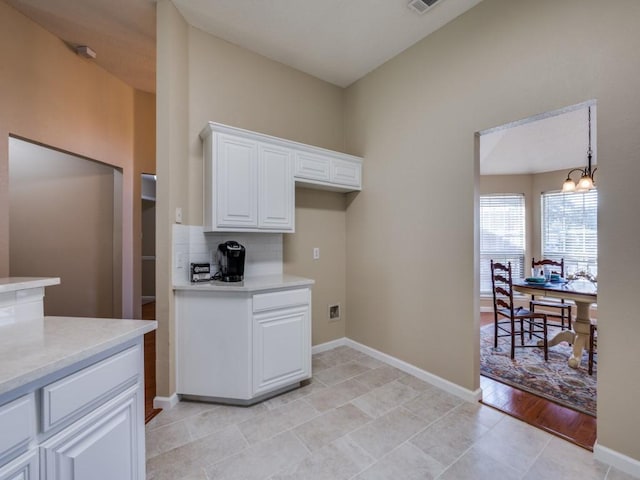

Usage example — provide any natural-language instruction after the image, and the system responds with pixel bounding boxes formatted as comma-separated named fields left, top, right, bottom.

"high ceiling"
left=480, top=104, right=595, bottom=176
left=172, top=0, right=484, bottom=88
left=4, top=0, right=157, bottom=93
left=5, top=0, right=483, bottom=92
left=6, top=0, right=591, bottom=175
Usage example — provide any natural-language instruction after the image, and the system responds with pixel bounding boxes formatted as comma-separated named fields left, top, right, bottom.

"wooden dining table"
left=512, top=279, right=597, bottom=369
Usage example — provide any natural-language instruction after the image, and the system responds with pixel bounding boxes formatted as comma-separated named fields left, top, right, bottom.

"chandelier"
left=562, top=106, right=596, bottom=193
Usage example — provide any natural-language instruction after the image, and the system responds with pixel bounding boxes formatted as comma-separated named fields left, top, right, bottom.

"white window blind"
left=542, top=190, right=598, bottom=276
left=480, top=194, right=526, bottom=295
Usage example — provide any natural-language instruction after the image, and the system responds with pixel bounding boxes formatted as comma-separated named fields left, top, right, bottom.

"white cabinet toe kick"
left=180, top=382, right=302, bottom=407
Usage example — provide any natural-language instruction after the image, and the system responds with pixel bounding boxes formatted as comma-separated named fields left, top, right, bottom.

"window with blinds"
left=479, top=194, right=526, bottom=295
left=541, top=190, right=598, bottom=276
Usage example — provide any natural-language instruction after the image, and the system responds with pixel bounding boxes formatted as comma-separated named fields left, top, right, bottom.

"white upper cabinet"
left=294, top=151, right=331, bottom=183
left=202, top=124, right=294, bottom=233
left=215, top=133, right=259, bottom=229
left=258, top=143, right=294, bottom=230
left=294, top=149, right=362, bottom=192
left=201, top=123, right=363, bottom=233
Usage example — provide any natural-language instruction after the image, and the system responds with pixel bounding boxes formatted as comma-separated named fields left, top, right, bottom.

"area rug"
left=480, top=324, right=597, bottom=417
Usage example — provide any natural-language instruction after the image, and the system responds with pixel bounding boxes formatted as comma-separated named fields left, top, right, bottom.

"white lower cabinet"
left=253, top=305, right=310, bottom=395
left=41, top=386, right=141, bottom=480
left=0, top=450, right=38, bottom=480
left=176, top=287, right=311, bottom=403
left=0, top=341, right=145, bottom=480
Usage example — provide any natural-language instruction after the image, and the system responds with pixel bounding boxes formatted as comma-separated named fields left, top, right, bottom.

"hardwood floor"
left=479, top=312, right=597, bottom=450
left=142, top=301, right=162, bottom=423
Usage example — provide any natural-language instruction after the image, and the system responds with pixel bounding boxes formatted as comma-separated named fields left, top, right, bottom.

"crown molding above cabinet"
left=200, top=122, right=362, bottom=233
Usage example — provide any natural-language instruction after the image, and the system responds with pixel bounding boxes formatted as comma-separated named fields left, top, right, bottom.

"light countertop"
left=0, top=277, right=60, bottom=293
left=0, top=316, right=157, bottom=397
left=173, top=273, right=314, bottom=293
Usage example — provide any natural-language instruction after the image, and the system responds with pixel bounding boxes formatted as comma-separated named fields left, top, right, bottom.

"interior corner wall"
left=344, top=0, right=640, bottom=461
left=185, top=26, right=347, bottom=348
left=0, top=0, right=139, bottom=317
left=155, top=5, right=348, bottom=394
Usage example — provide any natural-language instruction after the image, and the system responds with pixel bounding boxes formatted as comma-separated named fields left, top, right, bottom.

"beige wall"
left=156, top=1, right=349, bottom=395
left=156, top=0, right=190, bottom=398
left=285, top=188, right=347, bottom=345
left=345, top=0, right=640, bottom=459
left=9, top=139, right=118, bottom=317
left=0, top=0, right=154, bottom=318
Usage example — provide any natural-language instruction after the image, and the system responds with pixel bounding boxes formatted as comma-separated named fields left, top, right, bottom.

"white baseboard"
left=153, top=393, right=179, bottom=410
left=312, top=337, right=348, bottom=354
left=315, top=336, right=481, bottom=403
left=594, top=442, right=640, bottom=478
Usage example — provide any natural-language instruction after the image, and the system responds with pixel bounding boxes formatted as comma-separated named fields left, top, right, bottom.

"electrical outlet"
left=328, top=304, right=341, bottom=321
left=313, top=247, right=320, bottom=260
left=175, top=207, right=183, bottom=224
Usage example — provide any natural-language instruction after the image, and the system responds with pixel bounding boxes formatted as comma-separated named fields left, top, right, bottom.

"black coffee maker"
left=215, top=241, right=246, bottom=282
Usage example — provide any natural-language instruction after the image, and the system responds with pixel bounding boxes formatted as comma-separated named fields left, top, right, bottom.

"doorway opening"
left=9, top=136, right=123, bottom=318
left=476, top=101, right=598, bottom=450
left=141, top=173, right=156, bottom=311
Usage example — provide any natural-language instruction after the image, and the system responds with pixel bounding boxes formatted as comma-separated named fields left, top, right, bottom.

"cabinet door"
left=253, top=305, right=310, bottom=396
left=258, top=143, right=294, bottom=231
left=0, top=450, right=38, bottom=480
left=41, top=387, right=142, bottom=480
left=294, top=151, right=330, bottom=182
left=331, top=158, right=361, bottom=188
left=216, top=133, right=258, bottom=228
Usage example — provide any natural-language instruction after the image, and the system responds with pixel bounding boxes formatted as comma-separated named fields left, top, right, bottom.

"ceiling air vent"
left=407, top=0, right=441, bottom=15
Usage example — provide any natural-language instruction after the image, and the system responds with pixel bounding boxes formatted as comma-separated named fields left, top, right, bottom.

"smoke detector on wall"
left=75, top=45, right=96, bottom=59
left=407, top=0, right=443, bottom=15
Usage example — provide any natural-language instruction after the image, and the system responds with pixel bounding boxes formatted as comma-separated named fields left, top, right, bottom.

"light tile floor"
left=146, top=346, right=633, bottom=480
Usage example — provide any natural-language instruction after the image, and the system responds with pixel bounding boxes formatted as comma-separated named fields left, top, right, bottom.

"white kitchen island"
left=174, top=274, right=314, bottom=405
left=0, top=277, right=156, bottom=480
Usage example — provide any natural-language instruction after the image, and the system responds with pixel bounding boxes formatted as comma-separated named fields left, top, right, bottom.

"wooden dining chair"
left=491, top=260, right=549, bottom=360
left=589, top=319, right=598, bottom=375
left=530, top=258, right=572, bottom=330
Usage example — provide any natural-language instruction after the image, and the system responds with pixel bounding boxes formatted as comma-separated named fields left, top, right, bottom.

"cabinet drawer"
left=42, top=345, right=141, bottom=432
left=0, top=395, right=35, bottom=465
left=253, top=289, right=309, bottom=313
left=294, top=152, right=330, bottom=182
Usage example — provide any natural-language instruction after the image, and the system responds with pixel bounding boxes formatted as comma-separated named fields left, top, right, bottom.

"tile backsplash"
left=172, top=224, right=283, bottom=283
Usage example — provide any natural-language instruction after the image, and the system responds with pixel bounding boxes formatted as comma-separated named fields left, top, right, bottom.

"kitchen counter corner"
left=0, top=316, right=157, bottom=397
left=0, top=276, right=60, bottom=293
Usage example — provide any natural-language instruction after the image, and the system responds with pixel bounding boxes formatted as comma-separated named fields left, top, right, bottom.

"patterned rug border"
left=480, top=324, right=597, bottom=417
